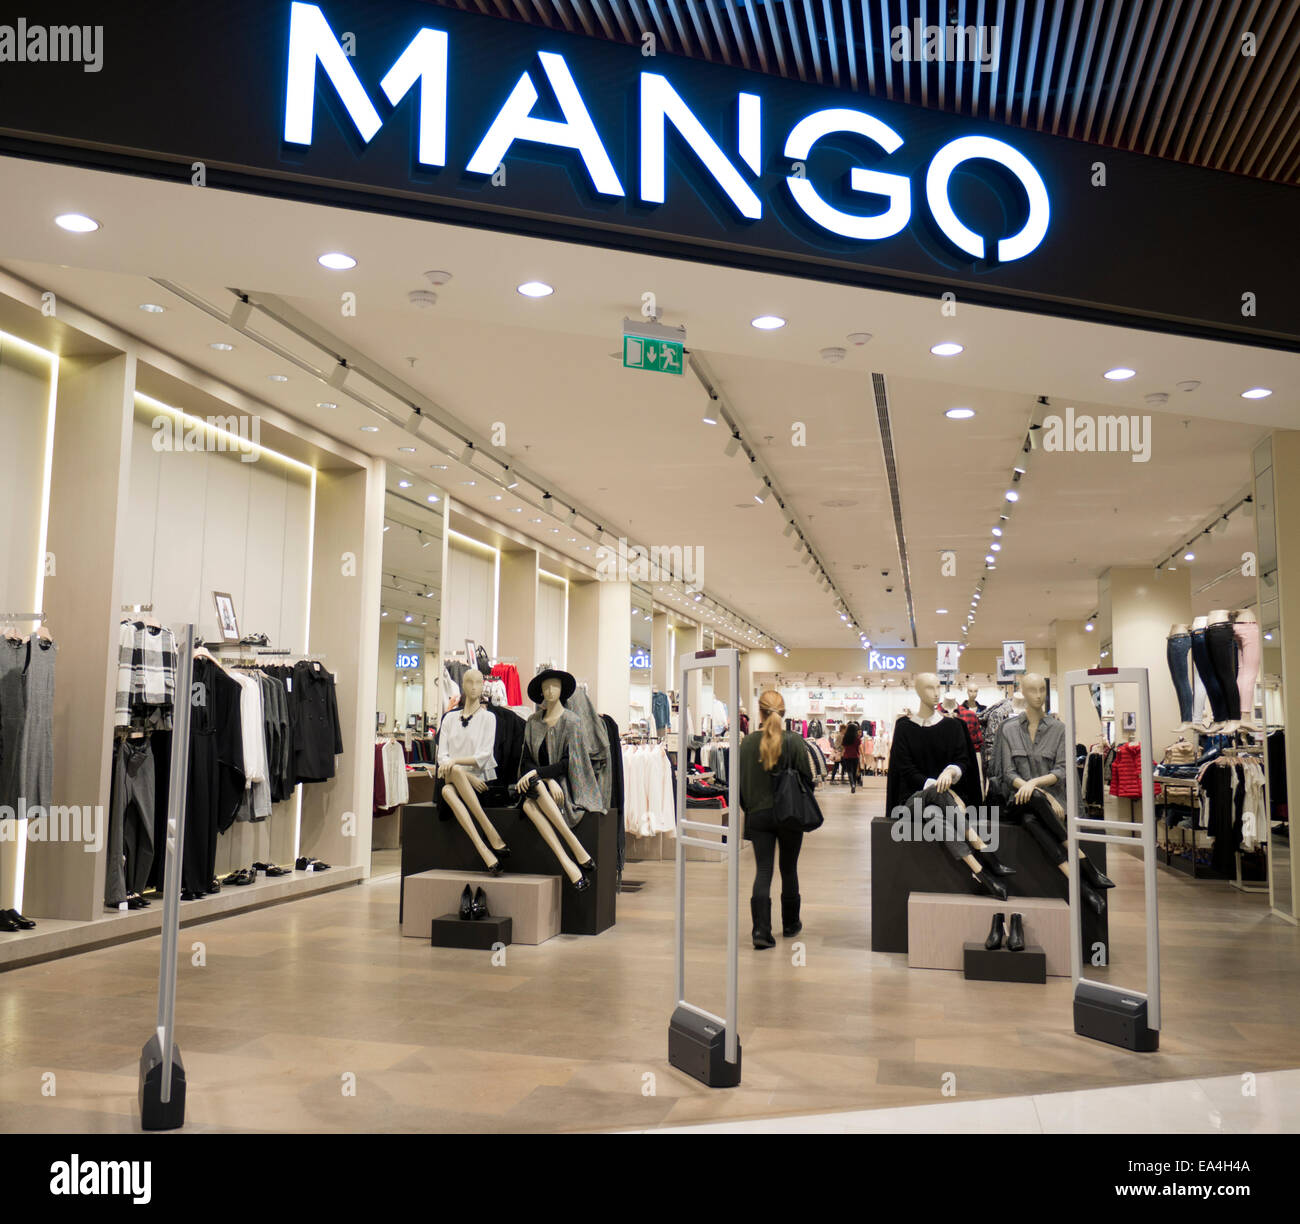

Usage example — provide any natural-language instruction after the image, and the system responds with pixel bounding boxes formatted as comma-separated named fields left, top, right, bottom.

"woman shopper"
left=840, top=721, right=862, bottom=793
left=739, top=690, right=814, bottom=949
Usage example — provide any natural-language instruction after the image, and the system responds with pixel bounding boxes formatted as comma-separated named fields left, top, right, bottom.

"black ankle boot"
left=780, top=894, right=802, bottom=938
left=751, top=897, right=776, bottom=949
left=1080, top=855, right=1115, bottom=889
left=984, top=912, right=1005, bottom=950
left=970, top=868, right=1009, bottom=902
left=980, top=849, right=1016, bottom=876
left=1081, top=879, right=1106, bottom=914
left=1006, top=912, right=1025, bottom=951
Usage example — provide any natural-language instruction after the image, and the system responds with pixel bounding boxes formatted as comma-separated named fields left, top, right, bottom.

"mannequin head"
left=914, top=672, right=941, bottom=713
left=1021, top=672, right=1047, bottom=714
left=1012, top=691, right=1027, bottom=712
left=966, top=685, right=979, bottom=705
left=461, top=667, right=484, bottom=709
left=540, top=676, right=563, bottom=709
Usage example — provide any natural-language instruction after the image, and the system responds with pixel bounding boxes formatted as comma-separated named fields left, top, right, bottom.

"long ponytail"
left=758, top=690, right=786, bottom=771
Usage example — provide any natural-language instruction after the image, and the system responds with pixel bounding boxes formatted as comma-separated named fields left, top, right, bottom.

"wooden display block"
left=963, top=942, right=1047, bottom=983
left=430, top=913, right=512, bottom=950
left=401, top=870, right=560, bottom=945
left=907, top=893, right=1071, bottom=975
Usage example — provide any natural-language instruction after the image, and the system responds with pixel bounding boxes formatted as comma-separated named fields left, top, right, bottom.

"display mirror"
left=630, top=587, right=652, bottom=735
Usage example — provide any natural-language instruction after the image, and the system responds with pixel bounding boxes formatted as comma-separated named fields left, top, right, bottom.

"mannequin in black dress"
left=886, top=673, right=1012, bottom=899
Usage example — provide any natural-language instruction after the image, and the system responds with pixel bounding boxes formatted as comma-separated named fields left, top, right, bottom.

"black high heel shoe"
left=1006, top=912, right=1026, bottom=951
left=472, top=887, right=489, bottom=920
left=569, top=874, right=591, bottom=893
left=1081, top=879, right=1106, bottom=915
left=493, top=844, right=511, bottom=860
left=487, top=859, right=504, bottom=877
left=970, top=868, right=1009, bottom=902
left=984, top=912, right=1006, bottom=950
left=1079, top=855, right=1115, bottom=889
left=979, top=849, right=1016, bottom=877
left=458, top=885, right=474, bottom=920
left=579, top=856, right=596, bottom=875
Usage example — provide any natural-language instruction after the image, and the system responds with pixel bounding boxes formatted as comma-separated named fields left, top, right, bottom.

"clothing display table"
left=401, top=804, right=617, bottom=935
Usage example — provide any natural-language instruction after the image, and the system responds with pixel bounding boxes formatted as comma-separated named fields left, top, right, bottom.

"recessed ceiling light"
left=1184, top=551, right=1196, bottom=561
left=930, top=342, right=964, bottom=356
left=431, top=464, right=448, bottom=470
left=398, top=480, right=412, bottom=489
left=317, top=400, right=337, bottom=409
left=751, top=315, right=786, bottom=330
left=991, top=543, right=1001, bottom=552
left=992, top=527, right=1003, bottom=537
left=398, top=446, right=415, bottom=453
left=550, top=528, right=560, bottom=534
left=318, top=251, right=356, bottom=270
left=506, top=480, right=520, bottom=489
left=360, top=425, right=379, bottom=432
left=491, top=494, right=502, bottom=501
left=268, top=374, right=289, bottom=382
left=427, top=494, right=440, bottom=503
left=462, top=480, right=477, bottom=487
left=945, top=407, right=975, bottom=419
left=55, top=212, right=99, bottom=233
left=1241, top=387, right=1272, bottom=399
left=139, top=303, right=165, bottom=313
left=209, top=342, right=234, bottom=351
left=985, top=554, right=995, bottom=563
left=936, top=609, right=948, bottom=614
left=1103, top=367, right=1136, bottom=380
left=509, top=507, right=523, bottom=513
left=1005, top=490, right=1020, bottom=502
left=530, top=517, right=543, bottom=523
left=517, top=281, right=554, bottom=298
left=702, top=416, right=718, bottom=425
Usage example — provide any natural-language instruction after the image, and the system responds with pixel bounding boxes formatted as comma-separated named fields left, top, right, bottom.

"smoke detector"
left=1176, top=380, right=1201, bottom=393
left=846, top=332, right=872, bottom=346
left=424, top=270, right=453, bottom=286
left=1144, top=392, right=1169, bottom=405
left=820, top=346, right=847, bottom=364
left=408, top=290, right=438, bottom=309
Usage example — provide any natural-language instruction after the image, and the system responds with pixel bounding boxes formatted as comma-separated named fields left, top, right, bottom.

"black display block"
left=1074, top=981, right=1160, bottom=1052
left=401, top=803, right=616, bottom=936
left=430, top=913, right=512, bottom=949
left=963, top=942, right=1048, bottom=983
left=870, top=817, right=1109, bottom=965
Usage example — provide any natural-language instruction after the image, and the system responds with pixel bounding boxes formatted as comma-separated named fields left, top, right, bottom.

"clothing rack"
left=1, top=611, right=45, bottom=622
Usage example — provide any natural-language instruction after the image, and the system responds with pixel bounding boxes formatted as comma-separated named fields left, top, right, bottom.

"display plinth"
left=430, top=913, right=512, bottom=949
left=402, top=869, right=560, bottom=944
left=871, top=817, right=1109, bottom=965
left=401, top=803, right=616, bottom=935
left=963, top=942, right=1047, bottom=983
left=908, top=893, right=1071, bottom=975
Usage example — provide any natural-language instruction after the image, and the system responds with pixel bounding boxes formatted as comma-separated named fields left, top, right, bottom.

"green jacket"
left=738, top=729, right=813, bottom=832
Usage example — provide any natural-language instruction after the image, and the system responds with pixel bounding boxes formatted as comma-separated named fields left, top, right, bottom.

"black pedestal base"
left=668, top=1005, right=741, bottom=1088
left=430, top=913, right=512, bottom=949
left=139, top=1033, right=186, bottom=1131
left=963, top=942, right=1047, bottom=983
left=401, top=803, right=617, bottom=935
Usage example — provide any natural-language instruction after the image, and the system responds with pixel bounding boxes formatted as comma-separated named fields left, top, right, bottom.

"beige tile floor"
left=1, top=779, right=1297, bottom=1133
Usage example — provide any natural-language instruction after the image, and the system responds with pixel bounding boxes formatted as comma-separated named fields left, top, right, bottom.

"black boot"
left=1079, top=854, right=1115, bottom=889
left=970, top=867, right=1008, bottom=902
left=1006, top=912, right=1025, bottom=951
left=979, top=849, right=1016, bottom=876
left=780, top=894, right=802, bottom=938
left=1081, top=879, right=1106, bottom=914
left=751, top=897, right=776, bottom=949
left=984, top=912, right=1005, bottom=950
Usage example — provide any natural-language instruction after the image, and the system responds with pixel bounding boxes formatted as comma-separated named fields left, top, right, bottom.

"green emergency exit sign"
left=623, top=334, right=684, bottom=375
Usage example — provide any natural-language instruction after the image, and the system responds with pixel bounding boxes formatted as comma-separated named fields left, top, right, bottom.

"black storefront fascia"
left=0, top=0, right=1293, bottom=350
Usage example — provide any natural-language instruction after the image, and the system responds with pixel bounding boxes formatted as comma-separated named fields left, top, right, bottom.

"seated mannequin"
left=886, top=673, right=1013, bottom=900
left=987, top=671, right=1114, bottom=914
left=436, top=668, right=511, bottom=875
left=514, top=669, right=599, bottom=892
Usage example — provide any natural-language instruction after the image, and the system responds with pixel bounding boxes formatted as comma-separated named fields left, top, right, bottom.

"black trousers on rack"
left=147, top=730, right=172, bottom=891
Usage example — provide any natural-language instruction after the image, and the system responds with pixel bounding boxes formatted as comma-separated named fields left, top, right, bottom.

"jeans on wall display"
left=1166, top=633, right=1195, bottom=724
left=1205, top=622, right=1241, bottom=722
left=1191, top=626, right=1230, bottom=723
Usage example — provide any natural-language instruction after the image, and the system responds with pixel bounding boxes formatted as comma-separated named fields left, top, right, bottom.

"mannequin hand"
left=437, top=763, right=456, bottom=781
left=468, top=774, right=487, bottom=793
left=1014, top=780, right=1038, bottom=805
left=935, top=765, right=960, bottom=793
left=516, top=770, right=537, bottom=793
left=1043, top=790, right=1064, bottom=819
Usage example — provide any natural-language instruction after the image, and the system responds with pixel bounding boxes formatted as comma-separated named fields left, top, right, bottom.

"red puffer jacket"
left=1109, top=741, right=1149, bottom=798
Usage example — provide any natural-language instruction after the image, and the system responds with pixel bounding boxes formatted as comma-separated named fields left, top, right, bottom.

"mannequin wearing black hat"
left=436, top=668, right=511, bottom=874
left=515, top=672, right=597, bottom=891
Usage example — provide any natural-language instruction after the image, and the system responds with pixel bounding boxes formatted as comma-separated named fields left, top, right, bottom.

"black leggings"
left=843, top=758, right=860, bottom=788
left=750, top=827, right=803, bottom=900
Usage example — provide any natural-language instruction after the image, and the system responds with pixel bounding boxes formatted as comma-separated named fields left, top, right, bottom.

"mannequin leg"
left=446, top=765, right=508, bottom=852
left=441, top=787, right=499, bottom=870
left=536, top=780, right=594, bottom=866
left=520, top=797, right=582, bottom=883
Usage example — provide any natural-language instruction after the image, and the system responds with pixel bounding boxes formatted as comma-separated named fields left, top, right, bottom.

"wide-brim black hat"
left=528, top=668, right=577, bottom=705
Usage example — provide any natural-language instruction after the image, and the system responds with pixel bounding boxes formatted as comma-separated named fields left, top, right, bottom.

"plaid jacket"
left=114, top=620, right=177, bottom=727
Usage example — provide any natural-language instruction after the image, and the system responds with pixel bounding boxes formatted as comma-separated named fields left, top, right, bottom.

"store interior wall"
left=1053, top=617, right=1104, bottom=745
left=444, top=538, right=496, bottom=661
left=498, top=546, right=538, bottom=684
left=376, top=619, right=399, bottom=730
left=536, top=571, right=566, bottom=670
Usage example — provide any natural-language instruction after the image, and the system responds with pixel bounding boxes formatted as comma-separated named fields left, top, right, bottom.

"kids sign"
left=282, top=1, right=1049, bottom=265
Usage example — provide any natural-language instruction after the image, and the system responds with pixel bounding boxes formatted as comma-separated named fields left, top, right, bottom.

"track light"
left=459, top=442, right=475, bottom=465
left=327, top=361, right=349, bottom=389
left=724, top=434, right=741, bottom=458
left=754, top=484, right=768, bottom=505
left=228, top=296, right=253, bottom=330
left=783, top=521, right=796, bottom=537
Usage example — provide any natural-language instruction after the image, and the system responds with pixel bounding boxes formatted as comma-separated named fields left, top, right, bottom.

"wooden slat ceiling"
left=429, top=0, right=1300, bottom=184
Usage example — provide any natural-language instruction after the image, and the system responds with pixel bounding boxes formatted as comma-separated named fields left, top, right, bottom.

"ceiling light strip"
left=871, top=372, right=917, bottom=648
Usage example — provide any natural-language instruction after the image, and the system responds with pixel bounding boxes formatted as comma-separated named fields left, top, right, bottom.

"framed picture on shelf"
left=212, top=591, right=240, bottom=642
left=464, top=638, right=478, bottom=664
left=1002, top=640, right=1027, bottom=673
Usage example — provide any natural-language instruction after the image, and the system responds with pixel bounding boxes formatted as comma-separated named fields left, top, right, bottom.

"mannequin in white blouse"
left=437, top=668, right=510, bottom=873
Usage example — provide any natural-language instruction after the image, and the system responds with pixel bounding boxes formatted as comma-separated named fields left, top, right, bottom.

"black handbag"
left=772, top=740, right=824, bottom=832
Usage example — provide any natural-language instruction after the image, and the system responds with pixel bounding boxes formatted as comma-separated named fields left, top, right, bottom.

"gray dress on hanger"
left=21, top=637, right=56, bottom=812
left=520, top=708, right=603, bottom=827
left=0, top=637, right=28, bottom=814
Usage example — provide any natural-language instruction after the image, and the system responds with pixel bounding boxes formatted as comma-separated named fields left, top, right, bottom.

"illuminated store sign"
left=283, top=2, right=1049, bottom=264
left=396, top=651, right=422, bottom=670
left=630, top=650, right=651, bottom=670
left=868, top=651, right=907, bottom=671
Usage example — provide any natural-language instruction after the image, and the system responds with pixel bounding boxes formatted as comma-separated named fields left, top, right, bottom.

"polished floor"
left=1, top=779, right=1297, bottom=1133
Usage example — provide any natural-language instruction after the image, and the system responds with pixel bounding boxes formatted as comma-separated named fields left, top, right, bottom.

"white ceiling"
left=0, top=156, right=1292, bottom=652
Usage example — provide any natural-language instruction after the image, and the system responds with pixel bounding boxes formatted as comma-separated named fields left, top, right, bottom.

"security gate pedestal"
left=1063, top=666, right=1161, bottom=1052
left=668, top=648, right=742, bottom=1088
